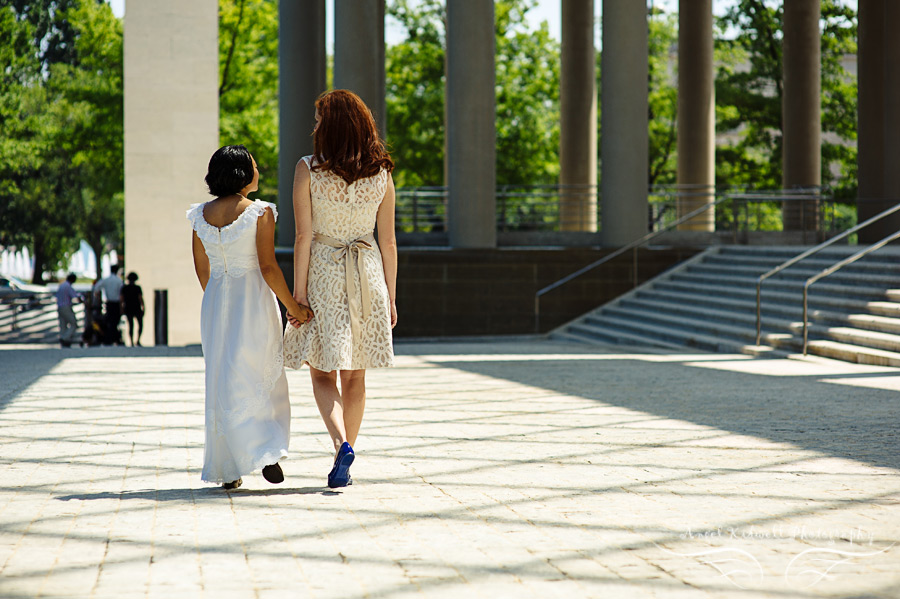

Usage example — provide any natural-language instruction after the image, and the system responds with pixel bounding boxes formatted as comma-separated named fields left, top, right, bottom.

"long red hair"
left=312, top=89, right=394, bottom=185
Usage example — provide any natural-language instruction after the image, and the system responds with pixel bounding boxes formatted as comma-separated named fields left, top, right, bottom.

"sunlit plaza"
left=4, top=0, right=900, bottom=597
left=1, top=340, right=899, bottom=598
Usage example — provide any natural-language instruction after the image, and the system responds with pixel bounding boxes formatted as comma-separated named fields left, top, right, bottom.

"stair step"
left=637, top=288, right=862, bottom=327
left=688, top=263, right=900, bottom=288
left=671, top=271, right=892, bottom=298
left=704, top=250, right=900, bottom=269
left=561, top=321, right=682, bottom=349
left=573, top=311, right=782, bottom=356
left=597, top=303, right=796, bottom=345
left=654, top=279, right=866, bottom=308
left=628, top=289, right=900, bottom=334
left=813, top=311, right=900, bottom=335
left=805, top=340, right=900, bottom=367
left=610, top=298, right=797, bottom=332
left=816, top=326, right=900, bottom=353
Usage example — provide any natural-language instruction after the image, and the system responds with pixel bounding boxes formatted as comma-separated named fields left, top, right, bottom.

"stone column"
left=124, top=0, right=218, bottom=345
left=560, top=0, right=597, bottom=232
left=446, top=0, right=496, bottom=248
left=278, top=0, right=326, bottom=248
left=857, top=0, right=885, bottom=242
left=880, top=1, right=900, bottom=241
left=600, top=0, right=648, bottom=246
left=334, top=0, right=386, bottom=137
left=676, top=0, right=714, bottom=231
left=782, top=0, right=821, bottom=231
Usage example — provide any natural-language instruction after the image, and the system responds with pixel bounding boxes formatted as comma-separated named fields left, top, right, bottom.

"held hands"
left=287, top=298, right=313, bottom=328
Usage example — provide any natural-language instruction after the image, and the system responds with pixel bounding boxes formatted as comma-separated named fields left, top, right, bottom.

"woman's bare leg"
left=339, top=369, right=366, bottom=447
left=309, top=367, right=347, bottom=453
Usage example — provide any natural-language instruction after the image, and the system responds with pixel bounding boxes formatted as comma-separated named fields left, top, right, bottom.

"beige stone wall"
left=124, top=1, right=218, bottom=345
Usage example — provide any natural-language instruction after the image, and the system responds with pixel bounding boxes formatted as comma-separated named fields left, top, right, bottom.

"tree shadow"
left=433, top=347, right=900, bottom=471
left=55, top=486, right=334, bottom=502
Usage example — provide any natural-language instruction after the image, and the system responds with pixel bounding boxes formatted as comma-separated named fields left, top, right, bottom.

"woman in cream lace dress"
left=283, top=90, right=397, bottom=488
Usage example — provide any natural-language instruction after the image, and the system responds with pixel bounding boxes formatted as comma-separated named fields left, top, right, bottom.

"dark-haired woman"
left=188, top=145, right=313, bottom=489
left=283, top=90, right=397, bottom=488
left=121, top=272, right=144, bottom=346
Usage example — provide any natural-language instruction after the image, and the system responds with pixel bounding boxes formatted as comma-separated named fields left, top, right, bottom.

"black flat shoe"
left=262, top=463, right=284, bottom=484
left=223, top=478, right=242, bottom=490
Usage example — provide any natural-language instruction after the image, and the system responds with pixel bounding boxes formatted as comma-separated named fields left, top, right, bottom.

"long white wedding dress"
left=187, top=199, right=290, bottom=484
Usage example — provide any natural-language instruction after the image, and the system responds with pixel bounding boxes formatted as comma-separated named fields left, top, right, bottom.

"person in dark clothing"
left=95, top=264, right=124, bottom=345
left=122, top=272, right=145, bottom=346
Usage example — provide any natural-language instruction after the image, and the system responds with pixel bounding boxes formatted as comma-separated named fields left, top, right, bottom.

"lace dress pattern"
left=283, top=156, right=395, bottom=371
left=187, top=199, right=291, bottom=483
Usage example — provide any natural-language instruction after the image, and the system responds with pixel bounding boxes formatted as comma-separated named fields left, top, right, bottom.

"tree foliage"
left=647, top=8, right=678, bottom=186
left=715, top=0, right=858, bottom=199
left=385, top=0, right=445, bottom=188
left=218, top=0, right=279, bottom=204
left=385, top=0, right=561, bottom=188
left=0, top=0, right=123, bottom=282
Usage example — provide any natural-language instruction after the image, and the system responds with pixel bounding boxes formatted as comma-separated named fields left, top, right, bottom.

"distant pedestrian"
left=122, top=272, right=145, bottom=346
left=56, top=273, right=81, bottom=348
left=95, top=264, right=124, bottom=345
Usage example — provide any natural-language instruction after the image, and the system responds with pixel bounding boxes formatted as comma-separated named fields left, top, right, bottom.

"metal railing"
left=395, top=184, right=600, bottom=233
left=754, top=202, right=900, bottom=345
left=532, top=194, right=732, bottom=333
left=802, top=228, right=900, bottom=355
left=396, top=184, right=843, bottom=237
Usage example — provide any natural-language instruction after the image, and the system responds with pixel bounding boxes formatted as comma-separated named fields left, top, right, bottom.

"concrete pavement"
left=0, top=339, right=899, bottom=598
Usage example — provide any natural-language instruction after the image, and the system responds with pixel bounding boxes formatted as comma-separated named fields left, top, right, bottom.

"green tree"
left=385, top=0, right=561, bottom=190
left=0, top=0, right=123, bottom=282
left=494, top=1, right=560, bottom=186
left=0, top=2, right=78, bottom=282
left=218, top=0, right=279, bottom=204
left=647, top=8, right=678, bottom=186
left=385, top=0, right=446, bottom=188
left=715, top=0, right=858, bottom=198
left=52, top=0, right=124, bottom=278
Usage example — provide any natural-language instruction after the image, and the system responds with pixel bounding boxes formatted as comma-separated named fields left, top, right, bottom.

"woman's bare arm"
left=191, top=231, right=210, bottom=291
left=256, top=207, right=313, bottom=325
left=292, top=160, right=313, bottom=307
left=376, top=173, right=398, bottom=327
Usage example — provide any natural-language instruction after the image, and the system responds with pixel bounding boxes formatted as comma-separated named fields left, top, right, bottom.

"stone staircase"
left=552, top=245, right=900, bottom=366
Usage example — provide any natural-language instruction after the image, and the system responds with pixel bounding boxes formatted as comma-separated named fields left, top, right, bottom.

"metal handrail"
left=802, top=228, right=900, bottom=355
left=755, top=202, right=900, bottom=345
left=533, top=194, right=733, bottom=333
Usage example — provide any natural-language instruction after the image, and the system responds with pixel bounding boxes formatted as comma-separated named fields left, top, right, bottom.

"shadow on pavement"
left=433, top=347, right=900, bottom=471
left=0, top=345, right=203, bottom=414
left=56, top=486, right=332, bottom=502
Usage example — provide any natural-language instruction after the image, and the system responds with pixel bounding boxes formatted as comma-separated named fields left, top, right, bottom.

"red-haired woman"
left=283, top=89, right=397, bottom=488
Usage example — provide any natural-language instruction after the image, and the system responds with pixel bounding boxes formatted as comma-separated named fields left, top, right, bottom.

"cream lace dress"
left=186, top=199, right=291, bottom=484
left=283, top=156, right=394, bottom=371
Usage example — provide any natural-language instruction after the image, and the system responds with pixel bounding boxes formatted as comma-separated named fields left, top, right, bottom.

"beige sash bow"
left=314, top=232, right=377, bottom=331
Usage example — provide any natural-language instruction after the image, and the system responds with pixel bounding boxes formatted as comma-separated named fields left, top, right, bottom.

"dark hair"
left=66, top=273, right=76, bottom=284
left=127, top=272, right=138, bottom=283
left=111, top=264, right=120, bottom=274
left=205, top=145, right=254, bottom=197
left=312, top=90, right=393, bottom=185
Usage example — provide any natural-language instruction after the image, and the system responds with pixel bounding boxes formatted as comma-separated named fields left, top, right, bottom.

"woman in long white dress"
left=283, top=90, right=398, bottom=488
left=189, top=145, right=312, bottom=489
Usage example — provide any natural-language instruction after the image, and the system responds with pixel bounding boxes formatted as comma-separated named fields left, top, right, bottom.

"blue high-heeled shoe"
left=327, top=442, right=354, bottom=488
